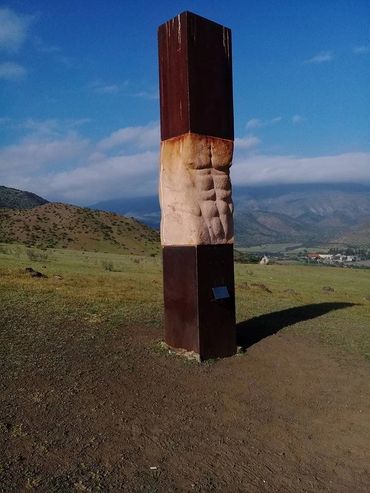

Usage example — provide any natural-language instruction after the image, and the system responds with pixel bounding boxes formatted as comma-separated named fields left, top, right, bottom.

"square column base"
left=162, top=244, right=236, bottom=361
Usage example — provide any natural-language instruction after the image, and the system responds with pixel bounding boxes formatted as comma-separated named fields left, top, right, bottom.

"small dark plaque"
left=212, top=286, right=230, bottom=300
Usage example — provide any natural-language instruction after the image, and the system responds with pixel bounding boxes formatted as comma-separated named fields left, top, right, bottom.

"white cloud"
left=21, top=118, right=61, bottom=136
left=0, top=9, right=71, bottom=72
left=292, top=114, right=305, bottom=125
left=98, top=123, right=159, bottom=151
left=131, top=90, right=159, bottom=100
left=304, top=51, right=334, bottom=63
left=246, top=117, right=282, bottom=130
left=0, top=122, right=159, bottom=203
left=0, top=133, right=89, bottom=172
left=2, top=121, right=369, bottom=205
left=235, top=135, right=261, bottom=150
left=22, top=150, right=370, bottom=205
left=270, top=116, right=282, bottom=124
left=232, top=152, right=370, bottom=186
left=246, top=118, right=262, bottom=129
left=353, top=45, right=370, bottom=54
left=0, top=7, right=33, bottom=52
left=36, top=151, right=158, bottom=203
left=20, top=118, right=91, bottom=136
left=0, top=62, right=26, bottom=80
left=94, top=84, right=121, bottom=94
left=90, top=81, right=158, bottom=100
left=90, top=80, right=129, bottom=94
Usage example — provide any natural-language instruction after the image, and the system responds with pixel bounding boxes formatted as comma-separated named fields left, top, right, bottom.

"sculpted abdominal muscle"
left=160, top=133, right=234, bottom=246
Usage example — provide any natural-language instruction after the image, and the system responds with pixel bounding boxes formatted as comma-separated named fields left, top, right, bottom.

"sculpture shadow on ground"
left=236, top=302, right=357, bottom=351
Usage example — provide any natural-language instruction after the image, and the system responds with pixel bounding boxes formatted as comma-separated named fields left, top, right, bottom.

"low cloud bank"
left=232, top=152, right=370, bottom=187
left=0, top=121, right=369, bottom=204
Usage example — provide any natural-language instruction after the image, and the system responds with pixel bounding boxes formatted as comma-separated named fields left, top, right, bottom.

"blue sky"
left=0, top=0, right=369, bottom=204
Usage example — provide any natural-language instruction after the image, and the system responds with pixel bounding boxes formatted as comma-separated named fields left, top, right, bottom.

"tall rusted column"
left=158, top=11, right=236, bottom=360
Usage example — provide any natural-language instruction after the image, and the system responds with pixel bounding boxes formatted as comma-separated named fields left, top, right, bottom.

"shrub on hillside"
left=101, top=260, right=114, bottom=271
left=26, top=249, right=48, bottom=262
left=0, top=245, right=9, bottom=254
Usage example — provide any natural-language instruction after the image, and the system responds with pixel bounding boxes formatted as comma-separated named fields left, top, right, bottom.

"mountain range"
left=1, top=183, right=369, bottom=250
left=91, top=183, right=370, bottom=247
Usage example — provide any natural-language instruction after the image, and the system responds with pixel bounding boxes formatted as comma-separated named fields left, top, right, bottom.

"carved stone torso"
left=159, top=133, right=234, bottom=246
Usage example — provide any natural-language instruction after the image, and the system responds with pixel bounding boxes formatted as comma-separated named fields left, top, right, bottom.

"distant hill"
left=0, top=203, right=159, bottom=255
left=91, top=183, right=370, bottom=247
left=3, top=183, right=366, bottom=252
left=335, top=221, right=370, bottom=248
left=89, top=196, right=160, bottom=228
left=233, top=183, right=370, bottom=246
left=234, top=210, right=308, bottom=246
left=0, top=185, right=48, bottom=209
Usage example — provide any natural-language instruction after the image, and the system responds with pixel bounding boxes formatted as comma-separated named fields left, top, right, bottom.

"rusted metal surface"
left=159, top=11, right=236, bottom=360
left=163, top=246, right=199, bottom=354
left=163, top=245, right=236, bottom=360
left=158, top=11, right=234, bottom=141
left=197, top=244, right=236, bottom=360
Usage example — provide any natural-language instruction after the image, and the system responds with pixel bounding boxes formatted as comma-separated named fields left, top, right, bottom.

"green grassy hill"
left=0, top=202, right=159, bottom=255
left=0, top=185, right=48, bottom=209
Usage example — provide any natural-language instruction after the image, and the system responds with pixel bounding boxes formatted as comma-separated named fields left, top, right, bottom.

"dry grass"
left=0, top=244, right=369, bottom=362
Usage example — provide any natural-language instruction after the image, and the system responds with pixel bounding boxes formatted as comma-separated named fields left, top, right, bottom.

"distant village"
left=306, top=252, right=358, bottom=265
left=255, top=248, right=370, bottom=268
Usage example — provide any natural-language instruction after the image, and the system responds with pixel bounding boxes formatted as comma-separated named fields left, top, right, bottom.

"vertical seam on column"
left=185, top=13, right=191, bottom=134
left=195, top=245, right=200, bottom=356
left=158, top=142, right=165, bottom=246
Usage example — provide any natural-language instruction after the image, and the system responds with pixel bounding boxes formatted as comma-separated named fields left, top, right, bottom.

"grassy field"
left=0, top=244, right=163, bottom=331
left=1, top=242, right=370, bottom=360
left=1, top=244, right=370, bottom=491
left=234, top=260, right=370, bottom=360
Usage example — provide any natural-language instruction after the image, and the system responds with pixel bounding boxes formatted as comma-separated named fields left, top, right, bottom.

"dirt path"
left=1, top=320, right=370, bottom=492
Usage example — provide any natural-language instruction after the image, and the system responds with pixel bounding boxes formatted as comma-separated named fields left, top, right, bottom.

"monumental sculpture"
left=158, top=11, right=236, bottom=360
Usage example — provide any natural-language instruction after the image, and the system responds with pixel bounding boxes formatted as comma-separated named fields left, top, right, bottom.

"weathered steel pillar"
left=158, top=11, right=236, bottom=360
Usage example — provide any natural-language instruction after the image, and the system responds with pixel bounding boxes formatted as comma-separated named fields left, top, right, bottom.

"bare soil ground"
left=1, top=315, right=369, bottom=492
